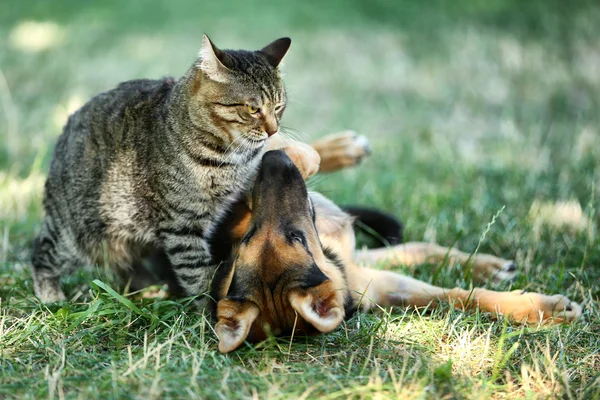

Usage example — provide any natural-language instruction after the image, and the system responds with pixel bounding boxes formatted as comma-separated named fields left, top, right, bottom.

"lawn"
left=1, top=0, right=599, bottom=398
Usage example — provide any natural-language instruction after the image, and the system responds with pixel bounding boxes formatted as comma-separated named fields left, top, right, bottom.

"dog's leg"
left=311, top=131, right=371, bottom=173
left=265, top=135, right=321, bottom=180
left=346, top=263, right=581, bottom=324
left=266, top=130, right=371, bottom=177
left=354, top=242, right=517, bottom=285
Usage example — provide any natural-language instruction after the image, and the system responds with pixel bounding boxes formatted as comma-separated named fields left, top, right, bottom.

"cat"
left=31, top=35, right=291, bottom=305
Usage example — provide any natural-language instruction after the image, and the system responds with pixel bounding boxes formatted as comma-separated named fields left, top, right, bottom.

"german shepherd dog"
left=206, top=133, right=582, bottom=353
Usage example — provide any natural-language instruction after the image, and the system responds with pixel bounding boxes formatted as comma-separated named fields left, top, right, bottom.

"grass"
left=1, top=0, right=599, bottom=398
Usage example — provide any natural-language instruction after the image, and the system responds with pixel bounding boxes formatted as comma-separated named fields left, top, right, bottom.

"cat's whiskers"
left=278, top=128, right=297, bottom=142
left=220, top=133, right=247, bottom=160
left=192, top=133, right=247, bottom=185
left=234, top=137, right=252, bottom=163
left=221, top=135, right=246, bottom=164
left=281, top=126, right=308, bottom=140
left=279, top=127, right=292, bottom=140
left=239, top=133, right=262, bottom=160
left=286, top=98, right=309, bottom=107
left=219, top=130, right=259, bottom=167
left=226, top=131, right=262, bottom=166
left=240, top=142, right=253, bottom=163
left=280, top=128, right=305, bottom=144
left=280, top=134, right=298, bottom=148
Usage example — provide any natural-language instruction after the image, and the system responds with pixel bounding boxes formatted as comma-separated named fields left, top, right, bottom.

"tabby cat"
left=31, top=35, right=291, bottom=304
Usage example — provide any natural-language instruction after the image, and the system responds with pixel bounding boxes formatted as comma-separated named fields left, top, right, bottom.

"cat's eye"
left=247, top=105, right=260, bottom=114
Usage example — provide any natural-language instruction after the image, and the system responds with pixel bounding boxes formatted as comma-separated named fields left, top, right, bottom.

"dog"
left=208, top=132, right=582, bottom=353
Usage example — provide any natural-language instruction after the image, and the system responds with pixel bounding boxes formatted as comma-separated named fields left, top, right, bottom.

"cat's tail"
left=341, top=206, right=403, bottom=246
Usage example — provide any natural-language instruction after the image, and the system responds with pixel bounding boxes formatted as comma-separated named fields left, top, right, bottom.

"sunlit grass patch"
left=8, top=21, right=65, bottom=53
left=0, top=171, right=45, bottom=223
left=529, top=199, right=594, bottom=237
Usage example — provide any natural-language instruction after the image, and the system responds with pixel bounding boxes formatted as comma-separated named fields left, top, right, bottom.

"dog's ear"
left=215, top=299, right=260, bottom=353
left=289, top=282, right=344, bottom=333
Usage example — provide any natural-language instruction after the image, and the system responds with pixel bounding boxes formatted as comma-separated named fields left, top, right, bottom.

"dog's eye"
left=289, top=231, right=306, bottom=247
left=241, top=225, right=257, bottom=244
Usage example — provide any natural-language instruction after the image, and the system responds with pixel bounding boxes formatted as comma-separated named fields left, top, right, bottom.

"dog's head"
left=214, top=150, right=347, bottom=353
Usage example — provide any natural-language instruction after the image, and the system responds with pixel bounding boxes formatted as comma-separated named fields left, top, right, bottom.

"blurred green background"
left=2, top=0, right=600, bottom=175
left=2, top=0, right=598, bottom=250
left=1, top=1, right=599, bottom=398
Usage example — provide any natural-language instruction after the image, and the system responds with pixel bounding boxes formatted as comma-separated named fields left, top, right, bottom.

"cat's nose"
left=264, top=118, right=278, bottom=136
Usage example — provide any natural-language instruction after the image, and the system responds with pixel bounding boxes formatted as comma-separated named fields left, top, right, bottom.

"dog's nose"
left=261, top=150, right=294, bottom=171
left=252, top=150, right=306, bottom=211
left=251, top=150, right=311, bottom=231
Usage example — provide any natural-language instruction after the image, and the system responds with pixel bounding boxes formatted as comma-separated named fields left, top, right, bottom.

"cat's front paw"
left=311, top=131, right=371, bottom=173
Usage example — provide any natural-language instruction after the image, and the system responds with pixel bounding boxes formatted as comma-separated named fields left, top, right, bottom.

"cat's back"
left=67, top=77, right=175, bottom=141
left=49, top=77, right=176, bottom=174
left=44, top=78, right=175, bottom=241
left=45, top=77, right=177, bottom=219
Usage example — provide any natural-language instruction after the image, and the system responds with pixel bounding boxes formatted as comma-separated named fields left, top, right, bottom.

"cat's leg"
left=159, top=226, right=214, bottom=307
left=311, top=130, right=371, bottom=173
left=354, top=242, right=517, bottom=286
left=346, top=263, right=581, bottom=323
left=31, top=217, right=84, bottom=302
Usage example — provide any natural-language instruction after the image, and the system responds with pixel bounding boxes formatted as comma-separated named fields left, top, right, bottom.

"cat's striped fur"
left=31, top=35, right=291, bottom=303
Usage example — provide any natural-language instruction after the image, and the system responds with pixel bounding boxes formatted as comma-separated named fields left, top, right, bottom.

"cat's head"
left=188, top=35, right=291, bottom=151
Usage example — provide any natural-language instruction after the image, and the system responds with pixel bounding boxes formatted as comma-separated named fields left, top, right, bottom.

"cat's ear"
left=198, top=34, right=230, bottom=83
left=215, top=299, right=260, bottom=353
left=260, top=37, right=291, bottom=68
left=288, top=281, right=344, bottom=333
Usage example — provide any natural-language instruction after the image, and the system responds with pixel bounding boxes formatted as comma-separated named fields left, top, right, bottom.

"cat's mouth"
left=244, top=131, right=270, bottom=144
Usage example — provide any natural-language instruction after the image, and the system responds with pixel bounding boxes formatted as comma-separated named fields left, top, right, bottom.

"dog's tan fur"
left=214, top=132, right=581, bottom=353
left=311, top=191, right=579, bottom=323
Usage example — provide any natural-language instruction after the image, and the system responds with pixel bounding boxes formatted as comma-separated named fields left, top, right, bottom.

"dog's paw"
left=472, top=254, right=518, bottom=286
left=282, top=142, right=321, bottom=180
left=311, top=130, right=371, bottom=173
left=493, top=290, right=582, bottom=324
